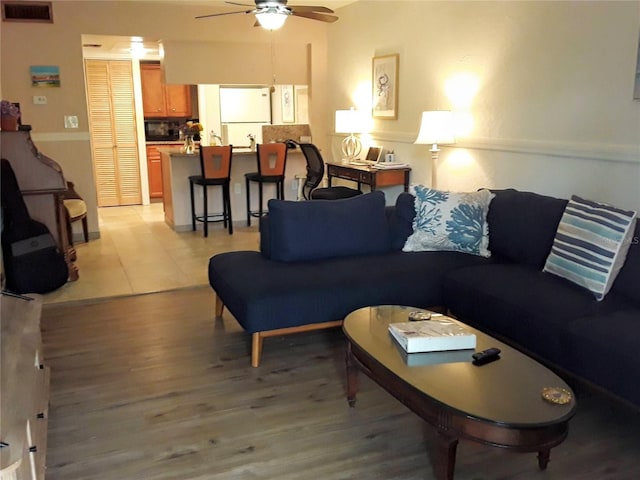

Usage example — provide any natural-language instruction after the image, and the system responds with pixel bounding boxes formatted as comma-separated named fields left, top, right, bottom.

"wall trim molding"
left=354, top=131, right=640, bottom=165
left=31, top=132, right=91, bottom=142
left=33, top=131, right=639, bottom=164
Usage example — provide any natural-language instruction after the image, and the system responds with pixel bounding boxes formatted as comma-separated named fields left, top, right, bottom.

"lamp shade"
left=414, top=111, right=455, bottom=145
left=335, top=108, right=364, bottom=134
left=256, top=11, right=287, bottom=30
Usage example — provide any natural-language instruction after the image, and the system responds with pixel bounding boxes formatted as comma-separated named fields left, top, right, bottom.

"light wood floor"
left=44, top=203, right=259, bottom=305
left=42, top=287, right=640, bottom=480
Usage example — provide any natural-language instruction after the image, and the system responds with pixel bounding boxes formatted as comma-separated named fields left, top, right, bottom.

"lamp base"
left=341, top=134, right=362, bottom=161
left=430, top=146, right=440, bottom=189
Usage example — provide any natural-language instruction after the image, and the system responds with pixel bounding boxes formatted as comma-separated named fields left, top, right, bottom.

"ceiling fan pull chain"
left=271, top=33, right=277, bottom=86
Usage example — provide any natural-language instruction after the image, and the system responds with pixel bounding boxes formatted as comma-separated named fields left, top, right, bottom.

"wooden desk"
left=1, top=130, right=78, bottom=281
left=326, top=161, right=411, bottom=192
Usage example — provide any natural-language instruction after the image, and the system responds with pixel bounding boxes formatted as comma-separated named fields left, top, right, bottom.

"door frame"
left=83, top=51, right=151, bottom=206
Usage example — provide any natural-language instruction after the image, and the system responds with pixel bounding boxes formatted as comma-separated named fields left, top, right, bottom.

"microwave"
left=144, top=120, right=181, bottom=141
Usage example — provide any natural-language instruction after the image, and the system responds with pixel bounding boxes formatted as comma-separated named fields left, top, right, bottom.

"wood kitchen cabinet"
left=146, top=144, right=169, bottom=198
left=165, top=84, right=191, bottom=117
left=141, top=63, right=191, bottom=118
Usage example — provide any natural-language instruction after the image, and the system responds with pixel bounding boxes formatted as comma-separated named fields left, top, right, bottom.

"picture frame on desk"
left=372, top=54, right=399, bottom=119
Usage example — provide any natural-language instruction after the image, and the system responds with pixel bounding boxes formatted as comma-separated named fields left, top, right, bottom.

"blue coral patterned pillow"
left=403, top=186, right=495, bottom=257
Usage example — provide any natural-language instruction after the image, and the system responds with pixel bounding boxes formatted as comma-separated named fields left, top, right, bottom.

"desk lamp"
left=414, top=111, right=455, bottom=188
left=335, top=108, right=363, bottom=162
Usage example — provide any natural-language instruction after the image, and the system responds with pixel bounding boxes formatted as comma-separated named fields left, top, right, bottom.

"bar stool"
left=245, top=143, right=288, bottom=226
left=189, top=145, right=233, bottom=237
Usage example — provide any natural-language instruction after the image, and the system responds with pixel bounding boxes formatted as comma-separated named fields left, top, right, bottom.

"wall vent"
left=2, top=1, right=53, bottom=23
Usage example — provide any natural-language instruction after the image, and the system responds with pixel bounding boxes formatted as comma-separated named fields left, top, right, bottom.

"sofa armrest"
left=259, top=215, right=272, bottom=259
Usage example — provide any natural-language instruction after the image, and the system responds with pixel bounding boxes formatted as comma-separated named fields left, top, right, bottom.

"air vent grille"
left=2, top=1, right=53, bottom=23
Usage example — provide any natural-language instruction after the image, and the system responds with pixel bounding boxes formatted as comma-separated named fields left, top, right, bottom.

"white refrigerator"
left=219, top=87, right=271, bottom=146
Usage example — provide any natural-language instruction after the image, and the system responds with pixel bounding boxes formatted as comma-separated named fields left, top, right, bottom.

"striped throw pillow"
left=543, top=195, right=637, bottom=301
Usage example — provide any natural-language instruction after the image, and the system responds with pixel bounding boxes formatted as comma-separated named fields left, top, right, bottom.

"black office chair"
left=189, top=145, right=233, bottom=236
left=299, top=143, right=362, bottom=200
left=245, top=142, right=288, bottom=226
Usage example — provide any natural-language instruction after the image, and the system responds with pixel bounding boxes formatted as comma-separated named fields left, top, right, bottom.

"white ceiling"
left=81, top=1, right=358, bottom=58
left=152, top=1, right=357, bottom=7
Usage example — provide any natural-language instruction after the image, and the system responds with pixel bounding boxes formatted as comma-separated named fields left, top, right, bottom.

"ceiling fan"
left=195, top=1, right=339, bottom=30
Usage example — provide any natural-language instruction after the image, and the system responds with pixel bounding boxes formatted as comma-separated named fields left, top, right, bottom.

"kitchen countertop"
left=158, top=147, right=255, bottom=155
left=146, top=141, right=183, bottom=145
left=158, top=146, right=299, bottom=155
left=159, top=148, right=305, bottom=231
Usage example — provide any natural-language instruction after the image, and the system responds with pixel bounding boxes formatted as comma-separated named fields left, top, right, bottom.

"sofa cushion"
left=564, top=310, right=640, bottom=406
left=263, top=191, right=390, bottom=263
left=403, top=186, right=494, bottom=257
left=443, top=263, right=626, bottom=365
left=610, top=222, right=640, bottom=305
left=487, top=189, right=568, bottom=268
left=209, top=249, right=489, bottom=333
left=543, top=195, right=637, bottom=301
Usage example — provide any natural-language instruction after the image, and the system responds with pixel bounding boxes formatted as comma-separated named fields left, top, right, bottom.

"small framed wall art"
left=372, top=54, right=399, bottom=119
left=30, top=65, right=60, bottom=87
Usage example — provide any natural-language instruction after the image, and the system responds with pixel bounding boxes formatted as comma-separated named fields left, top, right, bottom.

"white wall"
left=0, top=0, right=330, bottom=235
left=327, top=1, right=640, bottom=210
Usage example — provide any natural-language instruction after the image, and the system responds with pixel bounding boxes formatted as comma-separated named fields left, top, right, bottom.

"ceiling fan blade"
left=225, top=1, right=255, bottom=6
left=290, top=5, right=334, bottom=14
left=291, top=11, right=338, bottom=23
left=195, top=9, right=253, bottom=19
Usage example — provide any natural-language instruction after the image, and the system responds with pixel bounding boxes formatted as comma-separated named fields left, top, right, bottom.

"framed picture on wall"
left=30, top=65, right=60, bottom=87
left=281, top=85, right=295, bottom=123
left=372, top=54, right=399, bottom=119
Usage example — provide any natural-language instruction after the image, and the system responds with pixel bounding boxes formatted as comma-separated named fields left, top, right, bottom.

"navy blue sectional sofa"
left=208, top=189, right=640, bottom=408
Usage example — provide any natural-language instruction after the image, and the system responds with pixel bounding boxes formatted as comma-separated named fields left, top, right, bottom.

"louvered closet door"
left=86, top=60, right=141, bottom=207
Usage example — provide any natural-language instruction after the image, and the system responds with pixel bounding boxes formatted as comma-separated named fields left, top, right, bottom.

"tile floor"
left=43, top=202, right=260, bottom=305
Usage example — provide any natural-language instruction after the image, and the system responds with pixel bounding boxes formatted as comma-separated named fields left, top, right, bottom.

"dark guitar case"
left=1, top=158, right=69, bottom=294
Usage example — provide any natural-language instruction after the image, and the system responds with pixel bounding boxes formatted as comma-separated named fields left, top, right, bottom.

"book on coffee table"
left=388, top=317, right=476, bottom=353
left=392, top=341, right=472, bottom=366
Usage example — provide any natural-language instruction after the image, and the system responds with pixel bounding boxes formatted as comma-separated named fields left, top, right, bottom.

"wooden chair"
left=245, top=143, right=288, bottom=226
left=189, top=145, right=233, bottom=236
left=62, top=181, right=88, bottom=243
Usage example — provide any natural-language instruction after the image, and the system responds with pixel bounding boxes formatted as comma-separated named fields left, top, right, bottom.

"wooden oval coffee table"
left=343, top=305, right=577, bottom=480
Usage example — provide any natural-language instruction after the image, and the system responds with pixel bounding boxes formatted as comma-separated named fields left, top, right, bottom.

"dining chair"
left=62, top=181, right=89, bottom=243
left=245, top=142, right=288, bottom=226
left=189, top=145, right=233, bottom=236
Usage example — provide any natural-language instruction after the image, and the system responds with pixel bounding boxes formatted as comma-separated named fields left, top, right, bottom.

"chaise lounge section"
left=208, top=189, right=640, bottom=408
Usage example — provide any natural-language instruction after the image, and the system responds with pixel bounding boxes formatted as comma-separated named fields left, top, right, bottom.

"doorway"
left=85, top=59, right=142, bottom=207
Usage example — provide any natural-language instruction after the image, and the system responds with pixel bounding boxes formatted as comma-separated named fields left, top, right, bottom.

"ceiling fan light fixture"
left=256, top=7, right=288, bottom=30
left=195, top=1, right=337, bottom=26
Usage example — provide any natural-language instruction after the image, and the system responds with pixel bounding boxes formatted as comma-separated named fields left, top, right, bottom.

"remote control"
left=472, top=347, right=501, bottom=366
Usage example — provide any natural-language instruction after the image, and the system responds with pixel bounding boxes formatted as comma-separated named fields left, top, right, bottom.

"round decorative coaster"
left=541, top=387, right=573, bottom=405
